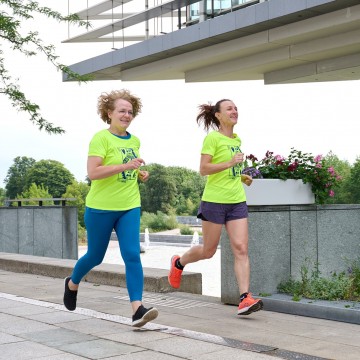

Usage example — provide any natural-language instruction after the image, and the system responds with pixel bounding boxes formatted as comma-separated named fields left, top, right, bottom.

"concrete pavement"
left=0, top=255, right=359, bottom=359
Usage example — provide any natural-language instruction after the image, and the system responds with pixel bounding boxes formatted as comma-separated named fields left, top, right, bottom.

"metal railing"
left=64, top=0, right=266, bottom=46
left=5, top=198, right=77, bottom=207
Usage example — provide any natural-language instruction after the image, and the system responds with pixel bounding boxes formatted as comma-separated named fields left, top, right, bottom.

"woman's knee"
left=232, top=244, right=248, bottom=258
left=79, top=253, right=104, bottom=268
left=202, top=247, right=217, bottom=259
left=122, top=250, right=141, bottom=265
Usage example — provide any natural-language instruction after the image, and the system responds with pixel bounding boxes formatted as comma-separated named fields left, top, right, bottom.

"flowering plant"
left=242, top=148, right=342, bottom=204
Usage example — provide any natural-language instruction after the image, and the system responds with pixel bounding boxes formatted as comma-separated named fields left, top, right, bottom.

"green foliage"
left=26, top=159, right=74, bottom=198
left=0, top=0, right=91, bottom=133
left=78, top=223, right=87, bottom=244
left=244, top=148, right=342, bottom=204
left=348, top=258, right=360, bottom=299
left=16, top=182, right=53, bottom=205
left=62, top=180, right=90, bottom=227
left=258, top=293, right=272, bottom=297
left=0, top=187, right=6, bottom=205
left=4, top=156, right=75, bottom=200
left=139, top=164, right=177, bottom=214
left=179, top=224, right=194, bottom=235
left=140, top=211, right=178, bottom=232
left=4, top=156, right=36, bottom=198
left=343, top=157, right=360, bottom=204
left=278, top=258, right=360, bottom=302
left=322, top=152, right=352, bottom=204
left=140, top=164, right=205, bottom=215
left=166, top=166, right=205, bottom=214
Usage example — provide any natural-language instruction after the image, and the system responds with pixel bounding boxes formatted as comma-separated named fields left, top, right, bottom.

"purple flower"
left=242, top=167, right=263, bottom=179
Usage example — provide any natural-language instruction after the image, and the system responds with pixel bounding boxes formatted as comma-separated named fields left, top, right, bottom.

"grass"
left=277, top=258, right=360, bottom=302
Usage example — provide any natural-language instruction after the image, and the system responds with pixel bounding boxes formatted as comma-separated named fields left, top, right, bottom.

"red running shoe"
left=237, top=293, right=263, bottom=315
left=168, top=255, right=183, bottom=289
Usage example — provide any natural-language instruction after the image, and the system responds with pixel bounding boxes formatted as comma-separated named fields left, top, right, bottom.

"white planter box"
left=244, top=179, right=315, bottom=205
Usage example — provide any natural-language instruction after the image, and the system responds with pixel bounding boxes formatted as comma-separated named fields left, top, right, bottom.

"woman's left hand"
left=138, top=170, right=149, bottom=182
left=241, top=174, right=253, bottom=186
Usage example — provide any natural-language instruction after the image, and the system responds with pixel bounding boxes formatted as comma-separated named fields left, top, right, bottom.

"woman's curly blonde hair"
left=97, top=89, right=142, bottom=124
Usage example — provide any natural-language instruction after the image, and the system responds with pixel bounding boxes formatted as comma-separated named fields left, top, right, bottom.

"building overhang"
left=63, top=0, right=360, bottom=84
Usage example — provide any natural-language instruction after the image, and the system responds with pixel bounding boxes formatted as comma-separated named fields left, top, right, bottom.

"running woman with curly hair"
left=63, top=89, right=158, bottom=327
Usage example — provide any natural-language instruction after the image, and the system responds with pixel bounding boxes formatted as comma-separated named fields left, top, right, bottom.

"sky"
left=1, top=1, right=360, bottom=189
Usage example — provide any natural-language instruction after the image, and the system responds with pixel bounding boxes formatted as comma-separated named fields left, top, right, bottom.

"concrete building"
left=63, top=0, right=360, bottom=84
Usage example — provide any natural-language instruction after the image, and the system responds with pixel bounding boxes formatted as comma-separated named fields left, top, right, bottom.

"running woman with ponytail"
left=168, top=99, right=263, bottom=316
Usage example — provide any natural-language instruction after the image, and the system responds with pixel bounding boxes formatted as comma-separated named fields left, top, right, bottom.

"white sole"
left=132, top=308, right=159, bottom=327
left=238, top=300, right=263, bottom=315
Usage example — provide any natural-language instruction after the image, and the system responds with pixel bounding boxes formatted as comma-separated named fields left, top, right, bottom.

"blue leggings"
left=71, top=207, right=143, bottom=302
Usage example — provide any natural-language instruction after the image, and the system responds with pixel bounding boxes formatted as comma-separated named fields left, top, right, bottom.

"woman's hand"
left=87, top=156, right=145, bottom=180
left=126, top=158, right=145, bottom=170
left=138, top=170, right=149, bottom=182
left=241, top=174, right=253, bottom=186
left=229, top=152, right=245, bottom=167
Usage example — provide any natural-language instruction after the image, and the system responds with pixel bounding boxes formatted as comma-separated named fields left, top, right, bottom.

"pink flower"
left=314, top=155, right=322, bottom=163
left=329, top=190, right=335, bottom=197
left=275, top=155, right=284, bottom=161
left=315, top=163, right=322, bottom=169
left=328, top=167, right=335, bottom=175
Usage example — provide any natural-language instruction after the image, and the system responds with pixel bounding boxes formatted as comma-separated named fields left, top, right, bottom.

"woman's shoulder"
left=91, top=129, right=109, bottom=139
left=204, top=131, right=219, bottom=140
left=129, top=133, right=140, bottom=142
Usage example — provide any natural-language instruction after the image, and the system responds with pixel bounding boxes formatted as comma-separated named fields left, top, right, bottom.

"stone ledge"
left=0, top=252, right=202, bottom=295
left=261, top=294, right=360, bottom=325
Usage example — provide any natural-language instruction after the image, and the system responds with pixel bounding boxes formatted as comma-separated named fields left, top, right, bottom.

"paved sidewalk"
left=1, top=268, right=360, bottom=360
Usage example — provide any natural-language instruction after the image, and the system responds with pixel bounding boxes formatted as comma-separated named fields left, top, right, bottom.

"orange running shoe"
left=237, top=293, right=263, bottom=315
left=168, top=255, right=183, bottom=289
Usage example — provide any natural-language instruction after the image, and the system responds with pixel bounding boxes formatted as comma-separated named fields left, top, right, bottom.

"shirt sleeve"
left=88, top=132, right=107, bottom=158
left=201, top=133, right=216, bottom=156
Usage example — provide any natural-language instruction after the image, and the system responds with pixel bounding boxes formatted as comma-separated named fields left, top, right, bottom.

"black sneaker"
left=132, top=305, right=158, bottom=327
left=63, top=276, right=77, bottom=311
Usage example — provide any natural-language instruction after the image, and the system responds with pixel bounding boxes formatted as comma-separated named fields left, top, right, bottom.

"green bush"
left=78, top=223, right=87, bottom=245
left=278, top=258, right=360, bottom=301
left=140, top=211, right=178, bottom=232
left=179, top=224, right=193, bottom=235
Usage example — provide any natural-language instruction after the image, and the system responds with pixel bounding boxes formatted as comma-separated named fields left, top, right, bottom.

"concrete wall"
left=221, top=205, right=360, bottom=305
left=176, top=216, right=203, bottom=226
left=110, top=232, right=204, bottom=245
left=0, top=206, right=78, bottom=260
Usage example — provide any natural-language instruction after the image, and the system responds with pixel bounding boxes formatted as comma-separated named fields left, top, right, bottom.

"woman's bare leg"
left=180, top=221, right=223, bottom=266
left=225, top=218, right=250, bottom=295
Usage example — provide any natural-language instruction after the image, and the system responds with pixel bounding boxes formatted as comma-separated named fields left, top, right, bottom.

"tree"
left=167, top=166, right=205, bottom=214
left=17, top=182, right=53, bottom=205
left=4, top=156, right=36, bottom=198
left=323, top=151, right=352, bottom=204
left=140, top=164, right=177, bottom=214
left=62, top=180, right=90, bottom=227
left=344, top=157, right=360, bottom=204
left=26, top=159, right=74, bottom=198
left=0, top=0, right=91, bottom=133
left=139, top=163, right=205, bottom=215
left=0, top=187, right=5, bottom=205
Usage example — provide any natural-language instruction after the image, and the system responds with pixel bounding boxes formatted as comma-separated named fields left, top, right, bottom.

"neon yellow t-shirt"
left=85, top=129, right=141, bottom=210
left=201, top=131, right=246, bottom=204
